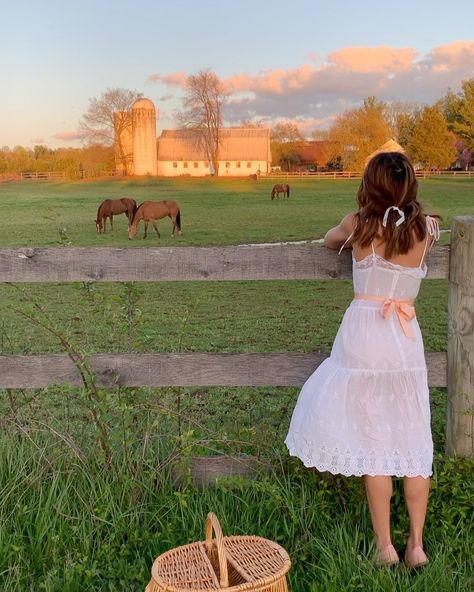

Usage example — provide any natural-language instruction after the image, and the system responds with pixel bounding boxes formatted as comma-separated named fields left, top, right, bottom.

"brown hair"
left=352, top=152, right=427, bottom=258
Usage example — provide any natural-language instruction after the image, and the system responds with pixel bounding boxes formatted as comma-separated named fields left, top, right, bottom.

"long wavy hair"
left=352, top=152, right=428, bottom=258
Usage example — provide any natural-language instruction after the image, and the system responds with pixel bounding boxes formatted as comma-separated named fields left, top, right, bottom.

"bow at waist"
left=353, top=293, right=416, bottom=338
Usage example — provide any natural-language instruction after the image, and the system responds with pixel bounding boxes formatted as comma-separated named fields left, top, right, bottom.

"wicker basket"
left=146, top=512, right=291, bottom=591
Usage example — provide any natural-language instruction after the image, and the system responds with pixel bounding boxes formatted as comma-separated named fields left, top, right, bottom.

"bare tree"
left=79, top=88, right=142, bottom=175
left=270, top=122, right=304, bottom=171
left=177, top=70, right=227, bottom=176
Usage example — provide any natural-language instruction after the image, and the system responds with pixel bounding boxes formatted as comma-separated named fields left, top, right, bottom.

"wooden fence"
left=20, top=171, right=66, bottom=182
left=15, top=170, right=474, bottom=182
left=1, top=216, right=473, bottom=456
left=19, top=170, right=124, bottom=182
left=268, top=170, right=474, bottom=180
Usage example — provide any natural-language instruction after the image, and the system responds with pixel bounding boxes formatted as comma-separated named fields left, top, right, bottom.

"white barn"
left=156, top=128, right=271, bottom=177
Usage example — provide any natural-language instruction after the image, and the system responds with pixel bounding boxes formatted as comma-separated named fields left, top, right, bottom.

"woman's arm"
left=324, top=212, right=357, bottom=250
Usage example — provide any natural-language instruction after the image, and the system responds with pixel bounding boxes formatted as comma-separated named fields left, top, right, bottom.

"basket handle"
left=205, top=512, right=229, bottom=588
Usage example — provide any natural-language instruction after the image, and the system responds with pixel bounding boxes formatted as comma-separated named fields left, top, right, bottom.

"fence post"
left=446, top=216, right=474, bottom=456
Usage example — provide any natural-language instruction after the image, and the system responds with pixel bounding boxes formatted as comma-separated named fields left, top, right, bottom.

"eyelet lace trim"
left=353, top=253, right=427, bottom=278
left=285, top=436, right=432, bottom=478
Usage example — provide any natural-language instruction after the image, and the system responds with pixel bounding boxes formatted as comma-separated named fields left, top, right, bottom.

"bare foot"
left=405, top=545, right=429, bottom=569
left=375, top=544, right=400, bottom=567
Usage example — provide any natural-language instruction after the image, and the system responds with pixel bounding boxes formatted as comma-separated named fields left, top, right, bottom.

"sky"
left=2, top=0, right=474, bottom=149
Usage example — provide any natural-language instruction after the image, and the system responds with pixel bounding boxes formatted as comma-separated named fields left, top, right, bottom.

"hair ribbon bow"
left=382, top=206, right=405, bottom=228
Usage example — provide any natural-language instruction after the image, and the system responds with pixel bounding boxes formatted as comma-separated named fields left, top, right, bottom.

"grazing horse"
left=128, top=200, right=182, bottom=240
left=271, top=184, right=290, bottom=200
left=95, top=198, right=137, bottom=233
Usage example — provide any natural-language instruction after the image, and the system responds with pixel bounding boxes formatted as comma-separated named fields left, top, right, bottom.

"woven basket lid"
left=149, top=514, right=291, bottom=591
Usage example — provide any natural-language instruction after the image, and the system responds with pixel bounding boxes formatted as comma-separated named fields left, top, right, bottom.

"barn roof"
left=294, top=141, right=334, bottom=165
left=157, top=128, right=271, bottom=161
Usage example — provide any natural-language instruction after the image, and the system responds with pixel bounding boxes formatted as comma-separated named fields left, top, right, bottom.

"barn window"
left=236, top=161, right=241, bottom=168
left=183, top=162, right=188, bottom=168
left=194, top=162, right=199, bottom=168
left=225, top=162, right=230, bottom=168
left=246, top=162, right=251, bottom=168
left=173, top=162, right=178, bottom=168
left=205, top=161, right=209, bottom=167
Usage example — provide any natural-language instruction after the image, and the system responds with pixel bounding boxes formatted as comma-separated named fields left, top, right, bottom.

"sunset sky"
left=2, top=0, right=474, bottom=149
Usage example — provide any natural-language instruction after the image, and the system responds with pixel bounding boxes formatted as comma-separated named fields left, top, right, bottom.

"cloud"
left=327, top=46, right=417, bottom=73
left=147, top=71, right=187, bottom=88
left=421, top=40, right=474, bottom=72
left=149, top=41, right=474, bottom=131
left=52, top=130, right=86, bottom=141
left=33, top=137, right=45, bottom=144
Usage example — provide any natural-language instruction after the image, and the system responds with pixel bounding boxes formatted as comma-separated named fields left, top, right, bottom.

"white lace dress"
left=285, top=232, right=437, bottom=478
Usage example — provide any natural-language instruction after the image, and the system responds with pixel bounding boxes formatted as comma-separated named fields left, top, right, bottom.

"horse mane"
left=130, top=202, right=144, bottom=224
left=96, top=201, right=105, bottom=220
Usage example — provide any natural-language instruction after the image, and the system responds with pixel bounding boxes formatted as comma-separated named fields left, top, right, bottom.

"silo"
left=132, top=98, right=157, bottom=175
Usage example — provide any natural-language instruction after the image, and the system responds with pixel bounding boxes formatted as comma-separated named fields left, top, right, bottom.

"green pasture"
left=1, top=178, right=473, bottom=591
left=1, top=176, right=473, bottom=247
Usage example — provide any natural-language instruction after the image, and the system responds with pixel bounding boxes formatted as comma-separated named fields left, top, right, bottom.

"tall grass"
left=1, top=433, right=473, bottom=591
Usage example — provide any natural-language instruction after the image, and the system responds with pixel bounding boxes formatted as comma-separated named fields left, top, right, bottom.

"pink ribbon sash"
left=354, top=294, right=416, bottom=338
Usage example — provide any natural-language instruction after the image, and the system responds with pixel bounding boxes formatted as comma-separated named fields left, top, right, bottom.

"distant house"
left=156, top=128, right=272, bottom=177
left=365, top=139, right=405, bottom=167
left=292, top=141, right=335, bottom=171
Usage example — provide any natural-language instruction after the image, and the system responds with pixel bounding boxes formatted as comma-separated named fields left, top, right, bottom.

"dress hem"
left=285, top=443, right=433, bottom=479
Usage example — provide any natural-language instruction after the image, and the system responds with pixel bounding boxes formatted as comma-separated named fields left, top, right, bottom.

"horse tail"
left=287, top=185, right=290, bottom=198
left=176, top=209, right=181, bottom=232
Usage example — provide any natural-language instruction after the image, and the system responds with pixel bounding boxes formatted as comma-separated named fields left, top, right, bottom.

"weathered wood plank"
left=446, top=216, right=474, bottom=456
left=0, top=352, right=447, bottom=388
left=0, top=244, right=449, bottom=283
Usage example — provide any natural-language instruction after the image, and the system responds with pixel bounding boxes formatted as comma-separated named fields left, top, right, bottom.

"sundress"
left=285, top=218, right=439, bottom=478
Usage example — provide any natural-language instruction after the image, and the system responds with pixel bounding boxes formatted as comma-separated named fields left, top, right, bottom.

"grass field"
left=1, top=176, right=473, bottom=247
left=0, top=178, right=473, bottom=591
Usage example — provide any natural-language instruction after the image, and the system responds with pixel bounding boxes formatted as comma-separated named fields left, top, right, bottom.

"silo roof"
left=133, top=98, right=156, bottom=110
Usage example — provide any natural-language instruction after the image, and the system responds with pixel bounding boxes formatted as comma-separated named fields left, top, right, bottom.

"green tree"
left=328, top=96, right=392, bottom=170
left=385, top=101, right=421, bottom=148
left=442, top=79, right=474, bottom=150
left=407, top=105, right=456, bottom=169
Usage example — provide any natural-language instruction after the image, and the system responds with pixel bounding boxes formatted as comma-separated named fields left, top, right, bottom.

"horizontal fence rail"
left=0, top=352, right=447, bottom=389
left=0, top=244, right=449, bottom=283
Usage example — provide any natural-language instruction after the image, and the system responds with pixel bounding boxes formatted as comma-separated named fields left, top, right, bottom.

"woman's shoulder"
left=323, top=211, right=358, bottom=250
left=340, top=212, right=358, bottom=232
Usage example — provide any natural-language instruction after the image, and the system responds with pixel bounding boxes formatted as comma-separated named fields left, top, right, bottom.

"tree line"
left=3, top=74, right=472, bottom=176
left=0, top=144, right=114, bottom=178
left=271, top=80, right=473, bottom=172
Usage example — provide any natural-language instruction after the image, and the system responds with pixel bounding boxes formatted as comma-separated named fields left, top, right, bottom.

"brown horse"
left=128, top=200, right=182, bottom=239
left=95, top=198, right=137, bottom=233
left=271, top=184, right=290, bottom=200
